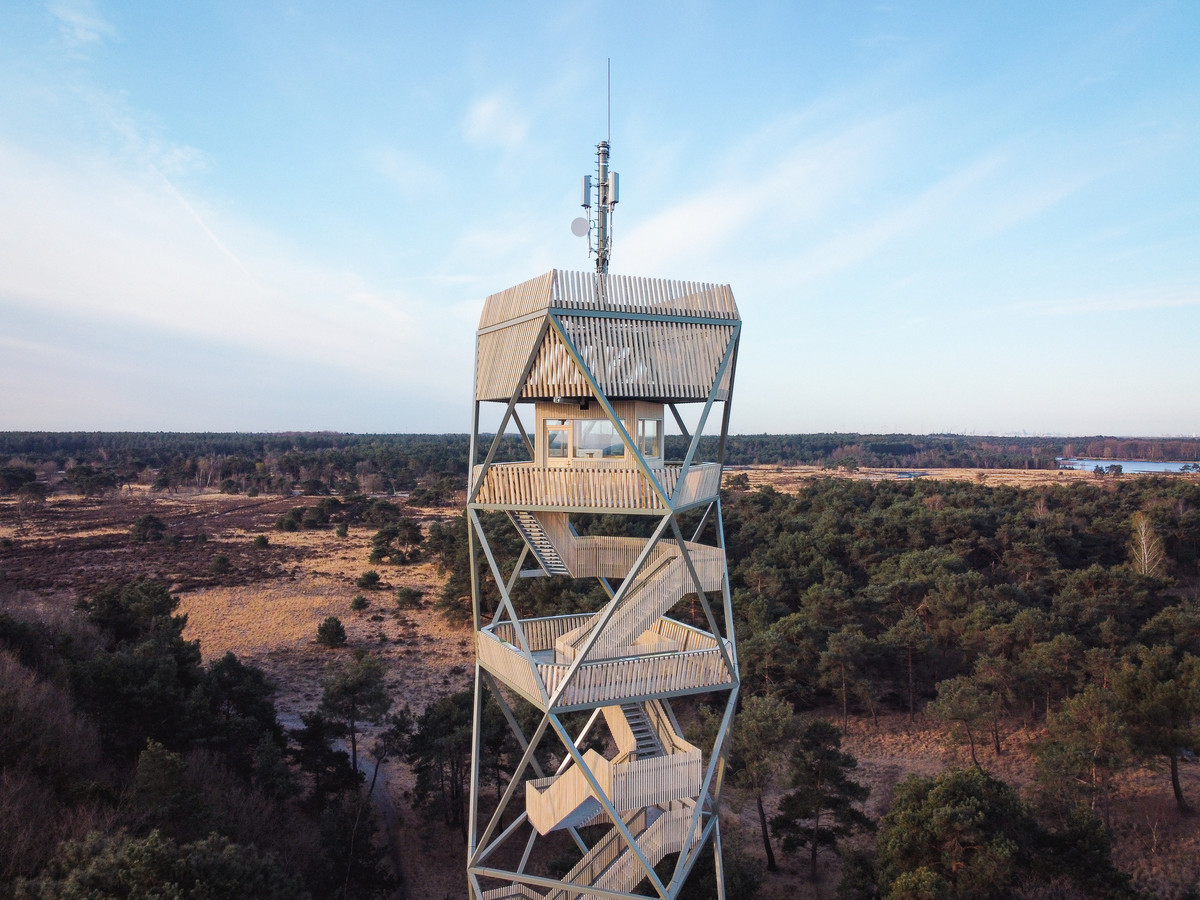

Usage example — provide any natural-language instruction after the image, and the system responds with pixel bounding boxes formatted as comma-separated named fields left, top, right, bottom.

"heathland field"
left=3, top=459, right=1200, bottom=899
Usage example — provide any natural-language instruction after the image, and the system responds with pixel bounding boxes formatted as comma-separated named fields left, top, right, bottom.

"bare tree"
left=1129, top=511, right=1166, bottom=577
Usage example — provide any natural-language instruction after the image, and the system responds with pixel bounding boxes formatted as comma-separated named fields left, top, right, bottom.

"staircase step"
left=620, top=702, right=665, bottom=759
left=509, top=511, right=570, bottom=576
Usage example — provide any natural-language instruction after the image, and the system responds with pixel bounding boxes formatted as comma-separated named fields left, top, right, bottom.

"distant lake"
left=1057, top=457, right=1198, bottom=474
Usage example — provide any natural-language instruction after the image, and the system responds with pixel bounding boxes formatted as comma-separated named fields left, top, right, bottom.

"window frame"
left=545, top=419, right=570, bottom=460
left=574, top=418, right=625, bottom=459
left=637, top=418, right=663, bottom=459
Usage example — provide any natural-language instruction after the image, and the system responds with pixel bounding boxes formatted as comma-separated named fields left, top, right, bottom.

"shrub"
left=0, top=465, right=36, bottom=495
left=253, top=535, right=269, bottom=548
left=316, top=617, right=347, bottom=648
left=350, top=595, right=369, bottom=612
left=275, top=508, right=302, bottom=532
left=209, top=554, right=231, bottom=575
left=130, top=514, right=166, bottom=543
left=369, top=519, right=423, bottom=565
left=246, top=486, right=260, bottom=497
left=335, top=523, right=349, bottom=538
left=14, top=830, right=305, bottom=899
left=395, top=587, right=424, bottom=609
left=218, top=478, right=239, bottom=494
left=15, top=482, right=49, bottom=510
left=725, top=472, right=751, bottom=491
left=356, top=571, right=381, bottom=590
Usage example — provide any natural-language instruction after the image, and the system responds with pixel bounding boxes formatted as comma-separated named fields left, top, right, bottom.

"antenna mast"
left=577, top=60, right=618, bottom=274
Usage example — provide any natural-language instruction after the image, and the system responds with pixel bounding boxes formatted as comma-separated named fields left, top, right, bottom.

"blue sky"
left=1, top=1, right=1197, bottom=436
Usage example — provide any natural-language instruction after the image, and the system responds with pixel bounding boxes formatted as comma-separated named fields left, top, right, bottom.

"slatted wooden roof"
left=475, top=270, right=740, bottom=403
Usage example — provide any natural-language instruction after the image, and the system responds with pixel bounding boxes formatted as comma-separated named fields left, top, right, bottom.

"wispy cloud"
left=46, top=0, right=114, bottom=52
left=0, top=139, right=467, bottom=394
left=462, top=93, right=529, bottom=148
left=369, top=146, right=442, bottom=193
left=617, top=114, right=898, bottom=276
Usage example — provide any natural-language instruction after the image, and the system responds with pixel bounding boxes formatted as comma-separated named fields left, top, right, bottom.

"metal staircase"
left=509, top=510, right=571, bottom=576
left=621, top=703, right=664, bottom=760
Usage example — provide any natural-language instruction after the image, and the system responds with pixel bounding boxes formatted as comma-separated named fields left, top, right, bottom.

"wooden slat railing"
left=610, top=749, right=702, bottom=811
left=649, top=617, right=721, bottom=653
left=563, top=542, right=725, bottom=660
left=482, top=615, right=730, bottom=708
left=526, top=746, right=702, bottom=835
left=545, top=809, right=650, bottom=900
left=571, top=535, right=656, bottom=579
left=476, top=631, right=544, bottom=706
left=674, top=462, right=724, bottom=507
left=492, top=614, right=592, bottom=653
left=472, top=463, right=721, bottom=511
left=526, top=748, right=612, bottom=835
left=540, top=646, right=733, bottom=708
left=481, top=885, right=543, bottom=900
left=588, top=805, right=699, bottom=899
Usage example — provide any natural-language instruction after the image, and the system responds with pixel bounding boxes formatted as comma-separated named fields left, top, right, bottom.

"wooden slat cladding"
left=520, top=326, right=591, bottom=400
left=516, top=317, right=734, bottom=402
left=554, top=270, right=737, bottom=319
left=477, top=271, right=556, bottom=330
left=478, top=269, right=739, bottom=331
left=474, top=318, right=546, bottom=401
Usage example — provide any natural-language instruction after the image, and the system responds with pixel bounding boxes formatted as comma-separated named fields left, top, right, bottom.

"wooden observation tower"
left=466, top=138, right=741, bottom=900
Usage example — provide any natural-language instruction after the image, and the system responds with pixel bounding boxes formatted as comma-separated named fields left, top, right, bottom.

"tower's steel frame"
left=465, top=270, right=740, bottom=900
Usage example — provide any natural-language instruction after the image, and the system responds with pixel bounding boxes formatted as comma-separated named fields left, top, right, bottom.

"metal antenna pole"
left=578, top=61, right=618, bottom=275
left=596, top=140, right=610, bottom=274
left=594, top=61, right=618, bottom=275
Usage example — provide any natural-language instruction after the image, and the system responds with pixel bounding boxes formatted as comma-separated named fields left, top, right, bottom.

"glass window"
left=575, top=419, right=625, bottom=458
left=638, top=419, right=662, bottom=458
left=546, top=420, right=569, bottom=458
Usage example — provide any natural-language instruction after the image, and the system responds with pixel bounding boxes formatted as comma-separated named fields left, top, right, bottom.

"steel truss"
left=465, top=271, right=741, bottom=900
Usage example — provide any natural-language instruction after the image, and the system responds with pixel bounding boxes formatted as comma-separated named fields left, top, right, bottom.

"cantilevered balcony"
left=470, top=461, right=722, bottom=513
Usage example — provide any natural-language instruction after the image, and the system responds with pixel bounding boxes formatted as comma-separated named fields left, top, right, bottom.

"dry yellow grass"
left=730, top=463, right=1136, bottom=493
left=179, top=574, right=355, bottom=659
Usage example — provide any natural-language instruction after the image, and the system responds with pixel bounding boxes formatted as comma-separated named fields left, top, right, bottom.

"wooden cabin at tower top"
left=471, top=269, right=740, bottom=511
left=475, top=269, right=739, bottom=402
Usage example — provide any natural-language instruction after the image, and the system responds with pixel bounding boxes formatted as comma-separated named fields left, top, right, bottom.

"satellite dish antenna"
left=570, top=216, right=589, bottom=238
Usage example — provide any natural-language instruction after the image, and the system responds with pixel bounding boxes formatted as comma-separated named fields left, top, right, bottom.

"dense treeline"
left=715, top=433, right=1200, bottom=469
left=0, top=433, right=524, bottom=498
left=711, top=475, right=1199, bottom=896
left=723, top=476, right=1200, bottom=721
left=0, top=581, right=398, bottom=898
left=4, top=433, right=1200, bottom=503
